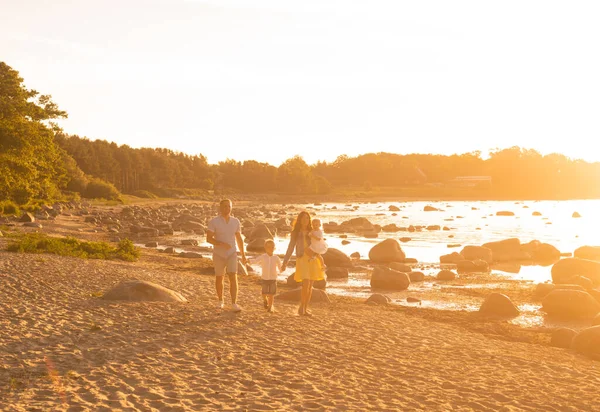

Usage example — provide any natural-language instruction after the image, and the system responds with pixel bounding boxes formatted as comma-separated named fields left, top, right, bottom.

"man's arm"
left=235, top=231, right=247, bottom=265
left=207, top=230, right=228, bottom=249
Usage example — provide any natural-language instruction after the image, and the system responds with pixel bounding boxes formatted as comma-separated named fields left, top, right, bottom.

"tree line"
left=2, top=61, right=600, bottom=206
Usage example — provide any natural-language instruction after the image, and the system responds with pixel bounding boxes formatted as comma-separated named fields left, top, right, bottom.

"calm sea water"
left=267, top=200, right=599, bottom=282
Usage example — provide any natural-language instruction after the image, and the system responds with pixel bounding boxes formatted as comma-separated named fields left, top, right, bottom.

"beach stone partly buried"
left=478, top=293, right=520, bottom=318
left=571, top=326, right=600, bottom=359
left=542, top=290, right=600, bottom=319
left=179, top=251, right=203, bottom=259
left=20, top=212, right=35, bottom=223
left=326, top=267, right=349, bottom=279
left=551, top=258, right=600, bottom=285
left=551, top=328, right=577, bottom=348
left=365, top=294, right=391, bottom=305
left=275, top=288, right=330, bottom=303
left=437, top=270, right=456, bottom=281
left=496, top=211, right=515, bottom=216
left=574, top=246, right=600, bottom=262
left=369, top=239, right=406, bottom=263
left=102, top=279, right=187, bottom=303
left=409, top=271, right=425, bottom=282
left=323, top=248, right=353, bottom=267
left=572, top=212, right=582, bottom=218
left=370, top=267, right=410, bottom=290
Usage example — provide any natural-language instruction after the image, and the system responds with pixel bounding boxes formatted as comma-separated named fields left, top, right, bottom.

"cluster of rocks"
left=322, top=217, right=450, bottom=238
left=440, top=238, right=563, bottom=274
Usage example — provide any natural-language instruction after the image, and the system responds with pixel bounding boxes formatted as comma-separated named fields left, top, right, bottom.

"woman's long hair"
left=291, top=211, right=312, bottom=234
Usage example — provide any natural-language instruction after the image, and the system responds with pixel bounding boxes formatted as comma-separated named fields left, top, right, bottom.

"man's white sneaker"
left=231, top=303, right=242, bottom=312
left=217, top=301, right=225, bottom=309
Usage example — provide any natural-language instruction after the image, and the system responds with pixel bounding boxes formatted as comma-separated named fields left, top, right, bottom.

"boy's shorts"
left=213, top=253, right=238, bottom=276
left=261, top=280, right=277, bottom=295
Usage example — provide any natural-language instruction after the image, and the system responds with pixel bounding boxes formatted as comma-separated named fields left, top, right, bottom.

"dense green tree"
left=0, top=62, right=72, bottom=203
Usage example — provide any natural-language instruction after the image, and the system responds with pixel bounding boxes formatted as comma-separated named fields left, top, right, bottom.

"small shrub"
left=21, top=199, right=48, bottom=213
left=6, top=233, right=140, bottom=261
left=84, top=178, right=121, bottom=200
left=115, top=239, right=140, bottom=261
left=0, top=200, right=20, bottom=215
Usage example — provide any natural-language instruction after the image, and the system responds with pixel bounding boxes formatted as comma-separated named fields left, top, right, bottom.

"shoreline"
left=105, top=193, right=600, bottom=208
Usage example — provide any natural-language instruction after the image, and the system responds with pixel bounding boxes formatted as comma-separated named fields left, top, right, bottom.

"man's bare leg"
left=228, top=273, right=238, bottom=304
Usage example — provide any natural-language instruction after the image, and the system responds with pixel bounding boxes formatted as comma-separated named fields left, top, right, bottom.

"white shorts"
left=213, top=253, right=238, bottom=276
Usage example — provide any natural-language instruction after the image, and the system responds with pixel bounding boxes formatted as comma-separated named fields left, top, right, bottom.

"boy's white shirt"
left=250, top=253, right=282, bottom=280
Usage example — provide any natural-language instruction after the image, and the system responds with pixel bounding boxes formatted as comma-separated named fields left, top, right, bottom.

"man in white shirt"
left=207, top=199, right=247, bottom=312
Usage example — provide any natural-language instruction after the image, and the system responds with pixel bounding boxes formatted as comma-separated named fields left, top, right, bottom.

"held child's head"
left=264, top=239, right=275, bottom=255
left=312, top=218, right=322, bottom=230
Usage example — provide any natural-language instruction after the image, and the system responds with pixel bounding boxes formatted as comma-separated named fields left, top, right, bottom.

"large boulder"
left=521, top=240, right=561, bottom=262
left=323, top=248, right=352, bottom=268
left=574, top=246, right=600, bottom=262
left=248, top=224, right=274, bottom=241
left=370, top=267, right=410, bottom=290
left=551, top=258, right=600, bottom=285
left=478, top=293, right=520, bottom=318
left=275, top=288, right=330, bottom=303
left=102, top=279, right=187, bottom=302
left=246, top=238, right=266, bottom=253
left=542, top=290, right=600, bottom=319
left=460, top=246, right=492, bottom=264
left=534, top=283, right=585, bottom=300
left=482, top=238, right=530, bottom=262
left=340, top=217, right=375, bottom=233
left=369, top=239, right=406, bottom=263
left=571, top=326, right=600, bottom=359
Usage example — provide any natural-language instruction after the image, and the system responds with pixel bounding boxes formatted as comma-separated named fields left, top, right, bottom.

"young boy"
left=250, top=239, right=281, bottom=312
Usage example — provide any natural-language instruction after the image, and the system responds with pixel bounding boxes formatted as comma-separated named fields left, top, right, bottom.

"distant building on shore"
left=447, top=176, right=492, bottom=188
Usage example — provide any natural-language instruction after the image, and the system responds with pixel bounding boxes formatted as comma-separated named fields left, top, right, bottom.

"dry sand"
left=2, top=242, right=600, bottom=412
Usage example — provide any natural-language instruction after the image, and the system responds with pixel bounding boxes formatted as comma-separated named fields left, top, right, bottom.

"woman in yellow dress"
left=281, top=211, right=325, bottom=316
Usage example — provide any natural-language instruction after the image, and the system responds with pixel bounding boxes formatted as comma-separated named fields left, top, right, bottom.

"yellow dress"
left=294, top=237, right=325, bottom=282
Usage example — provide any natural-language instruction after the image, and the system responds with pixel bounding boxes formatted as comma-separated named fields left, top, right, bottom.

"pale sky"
left=2, top=0, right=599, bottom=165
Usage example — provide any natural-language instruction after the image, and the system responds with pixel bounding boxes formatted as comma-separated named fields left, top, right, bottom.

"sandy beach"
left=2, top=237, right=600, bottom=411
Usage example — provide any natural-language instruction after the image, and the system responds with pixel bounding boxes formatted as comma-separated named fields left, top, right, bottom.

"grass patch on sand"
left=6, top=233, right=140, bottom=261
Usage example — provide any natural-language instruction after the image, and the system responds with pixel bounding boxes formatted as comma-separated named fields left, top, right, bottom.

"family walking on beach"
left=206, top=199, right=327, bottom=315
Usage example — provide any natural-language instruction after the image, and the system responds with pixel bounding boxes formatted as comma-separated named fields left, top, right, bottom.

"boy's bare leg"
left=262, top=294, right=268, bottom=309
left=267, top=295, right=275, bottom=312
